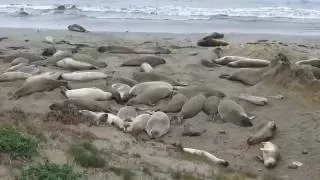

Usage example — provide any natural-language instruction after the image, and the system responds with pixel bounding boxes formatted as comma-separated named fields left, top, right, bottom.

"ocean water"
left=0, top=0, right=320, bottom=35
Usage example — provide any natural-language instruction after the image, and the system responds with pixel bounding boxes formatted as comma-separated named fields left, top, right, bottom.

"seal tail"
left=219, top=74, right=231, bottom=79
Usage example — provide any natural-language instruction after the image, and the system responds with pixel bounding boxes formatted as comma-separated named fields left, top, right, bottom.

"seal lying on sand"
left=79, top=110, right=108, bottom=126
left=247, top=121, right=276, bottom=145
left=13, top=78, right=68, bottom=99
left=257, top=141, right=280, bottom=169
left=132, top=72, right=188, bottom=86
left=49, top=98, right=114, bottom=113
left=157, top=93, right=188, bottom=113
left=219, top=68, right=268, bottom=86
left=218, top=99, right=254, bottom=127
left=1, top=52, right=45, bottom=63
left=127, top=86, right=172, bottom=106
left=117, top=106, right=138, bottom=121
left=106, top=113, right=125, bottom=131
left=295, top=59, right=320, bottom=68
left=177, top=86, right=225, bottom=98
left=197, top=39, right=228, bottom=47
left=182, top=124, right=206, bottom=137
left=61, top=87, right=112, bottom=101
left=5, top=63, right=28, bottom=72
left=33, top=50, right=73, bottom=66
left=67, top=24, right=88, bottom=32
left=61, top=71, right=107, bottom=81
left=0, top=72, right=31, bottom=82
left=227, top=59, right=270, bottom=68
left=111, top=83, right=131, bottom=101
left=106, top=75, right=137, bottom=86
left=27, top=72, right=61, bottom=82
left=11, top=57, right=29, bottom=66
left=145, top=111, right=170, bottom=138
left=125, top=113, right=151, bottom=135
left=121, top=56, right=166, bottom=67
left=56, top=58, right=98, bottom=70
left=238, top=94, right=268, bottom=106
left=203, top=96, right=220, bottom=121
left=215, top=56, right=269, bottom=66
left=129, top=81, right=173, bottom=96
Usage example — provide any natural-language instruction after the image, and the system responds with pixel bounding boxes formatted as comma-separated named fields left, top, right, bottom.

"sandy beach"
left=0, top=27, right=320, bottom=180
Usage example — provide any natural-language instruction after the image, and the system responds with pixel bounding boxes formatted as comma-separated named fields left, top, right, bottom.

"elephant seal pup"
left=125, top=113, right=151, bottom=135
left=0, top=72, right=31, bottom=82
left=129, top=81, right=173, bottom=96
left=258, top=141, right=280, bottom=169
left=158, top=93, right=188, bottom=113
left=127, top=86, right=172, bottom=106
left=2, top=52, right=44, bottom=63
left=106, top=113, right=125, bottom=131
left=238, top=94, right=268, bottom=106
left=145, top=111, right=170, bottom=138
left=247, top=121, right=276, bottom=145
left=174, top=94, right=206, bottom=124
left=121, top=56, right=166, bottom=67
left=215, top=56, right=268, bottom=66
left=61, top=87, right=112, bottom=101
left=106, top=75, right=137, bottom=86
left=78, top=110, right=108, bottom=126
left=177, top=86, right=225, bottom=98
left=132, top=72, right=188, bottom=86
left=295, top=59, right=320, bottom=68
left=56, top=58, right=98, bottom=70
left=67, top=24, right=88, bottom=32
left=219, top=68, right=267, bottom=86
left=227, top=59, right=270, bottom=68
left=61, top=71, right=107, bottom=81
left=11, top=57, right=29, bottom=66
left=182, top=123, right=206, bottom=137
left=203, top=96, right=220, bottom=121
left=5, top=63, right=28, bottom=72
left=13, top=78, right=68, bottom=99
left=140, top=62, right=153, bottom=73
left=26, top=72, right=61, bottom=82
left=49, top=98, right=114, bottom=113
left=117, top=106, right=138, bottom=121
left=111, top=83, right=131, bottom=101
left=218, top=99, right=254, bottom=127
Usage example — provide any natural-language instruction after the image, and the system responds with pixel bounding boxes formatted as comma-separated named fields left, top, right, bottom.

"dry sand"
left=0, top=27, right=320, bottom=179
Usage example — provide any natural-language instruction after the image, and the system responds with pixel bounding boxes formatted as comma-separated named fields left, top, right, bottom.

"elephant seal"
left=67, top=24, right=88, bottom=32
left=217, top=99, right=254, bottom=127
left=202, top=32, right=224, bottom=40
left=158, top=93, right=187, bottom=113
left=2, top=52, right=45, bottom=63
left=32, top=50, right=73, bottom=66
left=203, top=96, right=220, bottom=121
left=11, top=57, right=29, bottom=66
left=61, top=71, right=107, bottom=81
left=295, top=59, right=320, bottom=68
left=197, top=39, right=228, bottom=47
left=79, top=110, right=108, bottom=126
left=117, top=106, right=138, bottom=121
left=227, top=59, right=270, bottom=68
left=27, top=72, right=61, bottom=82
left=16, top=65, right=41, bottom=75
left=111, top=83, right=131, bottom=101
left=175, top=93, right=206, bottom=124
left=247, top=121, right=276, bottom=145
left=0, top=72, right=31, bottom=82
left=132, top=72, right=188, bottom=86
left=121, top=56, right=166, bottom=67
left=72, top=53, right=107, bottom=68
left=49, top=98, right=114, bottom=113
left=258, top=141, right=280, bottom=169
left=177, top=86, right=225, bottom=98
left=13, top=78, right=68, bottom=99
left=182, top=123, right=206, bottom=137
left=238, top=94, right=268, bottom=106
left=127, top=86, right=172, bottom=106
left=106, top=113, right=125, bottom=131
left=42, top=47, right=56, bottom=56
left=61, top=87, right=112, bottom=101
left=145, top=111, right=170, bottom=138
left=56, top=58, right=98, bottom=70
left=140, top=62, right=153, bottom=73
left=219, top=68, right=267, bottom=86
left=125, top=113, right=151, bottom=135
left=129, top=81, right=173, bottom=96
left=5, top=63, right=28, bottom=72
left=106, top=76, right=137, bottom=86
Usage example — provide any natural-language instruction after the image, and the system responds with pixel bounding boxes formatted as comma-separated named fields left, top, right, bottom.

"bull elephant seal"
left=258, top=141, right=280, bottom=169
left=140, top=63, right=153, bottom=73
left=56, top=58, right=98, bottom=70
left=0, top=72, right=31, bottom=82
left=13, top=78, right=68, bottom=99
left=49, top=98, right=114, bottom=113
left=67, top=24, right=88, bottom=32
left=61, top=87, right=112, bottom=101
left=117, top=106, right=138, bottom=121
left=158, top=93, right=187, bottom=113
left=106, top=76, right=137, bottom=86
left=217, top=99, right=254, bottom=127
left=227, top=59, right=270, bottom=68
left=121, top=56, right=166, bottom=67
left=78, top=110, right=108, bottom=126
left=247, top=121, right=276, bottom=145
left=203, top=96, right=220, bottom=121
left=127, top=86, right=172, bottom=106
left=145, top=111, right=170, bottom=138
left=219, top=68, right=267, bottom=86
left=132, top=72, right=188, bottom=86
left=11, top=57, right=29, bottom=66
left=177, top=86, right=225, bottom=98
left=61, top=71, right=107, bottom=81
left=125, top=113, right=151, bottom=135
left=174, top=94, right=206, bottom=124
left=129, top=81, right=173, bottom=96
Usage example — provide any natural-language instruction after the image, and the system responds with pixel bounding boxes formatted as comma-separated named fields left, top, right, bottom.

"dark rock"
left=42, top=47, right=57, bottom=56
left=203, top=32, right=224, bottom=40
left=197, top=39, right=228, bottom=47
left=67, top=24, right=87, bottom=33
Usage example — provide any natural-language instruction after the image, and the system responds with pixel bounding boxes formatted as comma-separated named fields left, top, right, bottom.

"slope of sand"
left=0, top=27, right=320, bottom=179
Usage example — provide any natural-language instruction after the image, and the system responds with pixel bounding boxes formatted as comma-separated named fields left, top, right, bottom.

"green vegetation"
left=69, top=142, right=105, bottom=168
left=18, top=161, right=85, bottom=180
left=0, top=126, right=38, bottom=158
left=108, top=166, right=136, bottom=180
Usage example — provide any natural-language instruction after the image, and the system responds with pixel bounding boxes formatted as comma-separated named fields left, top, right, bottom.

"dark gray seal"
left=203, top=96, right=220, bottom=121
left=132, top=72, right=188, bottom=86
left=197, top=39, right=228, bottom=47
left=67, top=24, right=88, bottom=32
left=177, top=86, right=225, bottom=98
left=157, top=93, right=187, bottom=113
left=202, top=32, right=224, bottom=40
left=42, top=47, right=57, bottom=56
left=247, top=121, right=276, bottom=145
left=121, top=56, right=166, bottom=67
